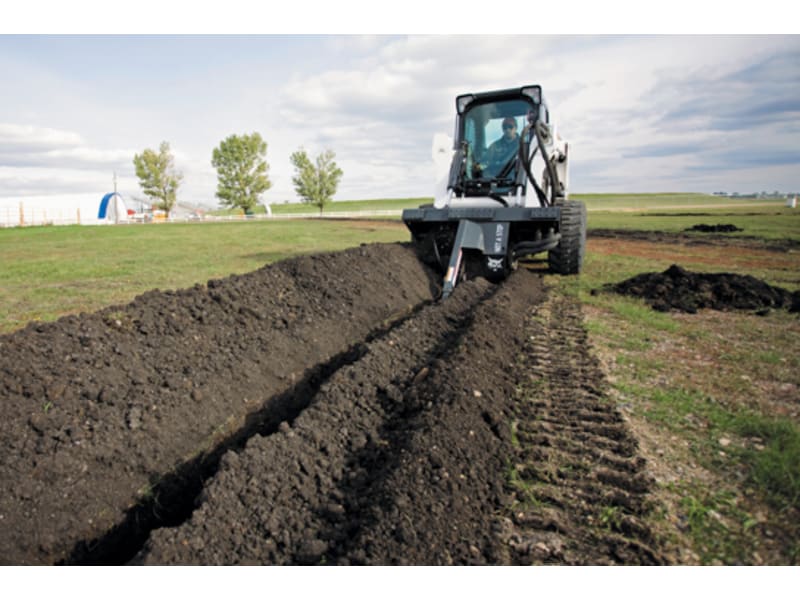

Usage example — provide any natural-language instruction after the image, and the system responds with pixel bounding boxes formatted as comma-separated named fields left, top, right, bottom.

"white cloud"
left=0, top=123, right=84, bottom=150
left=1, top=34, right=799, bottom=211
left=269, top=35, right=800, bottom=198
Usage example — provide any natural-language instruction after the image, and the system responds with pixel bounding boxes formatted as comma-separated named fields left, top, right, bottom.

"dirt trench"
left=133, top=269, right=663, bottom=565
left=1, top=242, right=664, bottom=565
left=0, top=243, right=438, bottom=565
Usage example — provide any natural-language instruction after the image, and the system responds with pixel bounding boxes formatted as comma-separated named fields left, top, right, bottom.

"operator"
left=482, top=116, right=520, bottom=179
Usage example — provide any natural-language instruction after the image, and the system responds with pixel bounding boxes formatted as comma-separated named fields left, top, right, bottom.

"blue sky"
left=1, top=30, right=798, bottom=214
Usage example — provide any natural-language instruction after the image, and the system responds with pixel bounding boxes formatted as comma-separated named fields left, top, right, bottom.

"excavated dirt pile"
left=1, top=242, right=665, bottom=565
left=607, top=264, right=800, bottom=314
left=684, top=224, right=743, bottom=233
left=0, top=243, right=438, bottom=565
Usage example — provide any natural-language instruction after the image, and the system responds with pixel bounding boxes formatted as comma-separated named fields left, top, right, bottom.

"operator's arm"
left=478, top=140, right=499, bottom=172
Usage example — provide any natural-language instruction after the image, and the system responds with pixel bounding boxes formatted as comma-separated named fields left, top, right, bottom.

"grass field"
left=3, top=197, right=798, bottom=334
left=269, top=197, right=426, bottom=214
left=0, top=219, right=408, bottom=334
left=212, top=193, right=788, bottom=216
left=548, top=210, right=800, bottom=564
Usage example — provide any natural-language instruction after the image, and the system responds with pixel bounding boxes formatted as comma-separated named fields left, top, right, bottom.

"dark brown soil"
left=605, top=264, right=800, bottom=314
left=0, top=243, right=438, bottom=565
left=133, top=269, right=662, bottom=565
left=589, top=229, right=800, bottom=253
left=1, top=242, right=664, bottom=565
left=684, top=224, right=743, bottom=233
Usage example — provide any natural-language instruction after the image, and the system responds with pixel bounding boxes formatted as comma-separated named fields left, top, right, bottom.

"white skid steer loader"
left=403, top=85, right=586, bottom=298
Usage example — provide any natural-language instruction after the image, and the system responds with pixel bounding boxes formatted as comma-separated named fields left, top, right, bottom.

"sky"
left=1, top=11, right=798, bottom=217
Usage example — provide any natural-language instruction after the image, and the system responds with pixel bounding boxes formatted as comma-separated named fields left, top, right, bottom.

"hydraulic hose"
left=519, top=124, right=550, bottom=206
left=535, top=121, right=561, bottom=205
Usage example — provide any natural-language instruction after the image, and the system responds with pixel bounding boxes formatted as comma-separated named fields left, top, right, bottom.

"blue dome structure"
left=98, top=192, right=127, bottom=222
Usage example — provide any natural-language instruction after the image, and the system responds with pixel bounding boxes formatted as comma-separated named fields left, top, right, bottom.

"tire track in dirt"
left=499, top=292, right=666, bottom=565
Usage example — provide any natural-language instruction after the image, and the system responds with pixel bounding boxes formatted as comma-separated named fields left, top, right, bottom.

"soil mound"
left=0, top=243, right=439, bottom=565
left=134, top=270, right=663, bottom=565
left=685, top=224, right=742, bottom=233
left=607, top=264, right=800, bottom=314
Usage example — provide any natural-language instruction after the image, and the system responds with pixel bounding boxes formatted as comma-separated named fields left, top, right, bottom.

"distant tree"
left=290, top=148, right=343, bottom=214
left=211, top=132, right=271, bottom=214
left=132, top=141, right=183, bottom=217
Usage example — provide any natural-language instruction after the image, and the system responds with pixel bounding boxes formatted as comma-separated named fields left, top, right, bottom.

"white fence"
left=0, top=205, right=404, bottom=228
left=0, top=205, right=92, bottom=227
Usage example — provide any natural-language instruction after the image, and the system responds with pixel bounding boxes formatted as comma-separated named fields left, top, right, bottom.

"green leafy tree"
left=211, top=132, right=271, bottom=214
left=132, top=141, right=183, bottom=217
left=290, top=148, right=343, bottom=214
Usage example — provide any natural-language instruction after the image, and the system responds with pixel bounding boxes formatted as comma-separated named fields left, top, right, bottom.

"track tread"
left=500, top=291, right=667, bottom=565
left=548, top=200, right=587, bottom=275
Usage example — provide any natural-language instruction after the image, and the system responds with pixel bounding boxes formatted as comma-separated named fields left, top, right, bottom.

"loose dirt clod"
left=605, top=264, right=800, bottom=314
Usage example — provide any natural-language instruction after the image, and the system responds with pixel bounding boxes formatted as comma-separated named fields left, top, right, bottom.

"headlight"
left=456, top=94, right=475, bottom=115
left=521, top=86, right=541, bottom=104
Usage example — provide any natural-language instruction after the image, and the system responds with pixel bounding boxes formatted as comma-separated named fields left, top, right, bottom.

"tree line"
left=132, top=133, right=342, bottom=217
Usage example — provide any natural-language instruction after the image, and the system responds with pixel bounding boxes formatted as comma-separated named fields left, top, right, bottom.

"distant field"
left=265, top=195, right=799, bottom=241
left=261, top=193, right=786, bottom=215
left=573, top=192, right=786, bottom=210
left=269, top=198, right=426, bottom=214
left=0, top=219, right=408, bottom=334
left=589, top=208, right=800, bottom=241
left=2, top=197, right=797, bottom=334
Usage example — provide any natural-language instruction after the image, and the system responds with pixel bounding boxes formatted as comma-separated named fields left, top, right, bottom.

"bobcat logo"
left=487, top=257, right=504, bottom=271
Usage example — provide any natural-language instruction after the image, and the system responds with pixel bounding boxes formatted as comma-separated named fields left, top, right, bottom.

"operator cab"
left=453, top=85, right=549, bottom=198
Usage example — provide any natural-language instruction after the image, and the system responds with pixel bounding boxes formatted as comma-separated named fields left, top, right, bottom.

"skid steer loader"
left=402, top=85, right=586, bottom=298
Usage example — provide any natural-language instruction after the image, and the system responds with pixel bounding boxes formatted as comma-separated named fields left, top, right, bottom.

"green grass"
left=675, top=484, right=760, bottom=564
left=552, top=204, right=800, bottom=563
left=554, top=202, right=799, bottom=559
left=207, top=205, right=269, bottom=216
left=229, top=193, right=792, bottom=220
left=207, top=195, right=800, bottom=241
left=732, top=416, right=800, bottom=510
left=0, top=219, right=408, bottom=334
left=573, top=192, right=786, bottom=210
left=587, top=208, right=800, bottom=241
left=268, top=197, right=429, bottom=214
